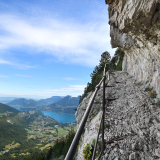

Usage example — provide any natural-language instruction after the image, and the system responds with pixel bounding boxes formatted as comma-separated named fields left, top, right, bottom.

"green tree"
left=111, top=48, right=125, bottom=71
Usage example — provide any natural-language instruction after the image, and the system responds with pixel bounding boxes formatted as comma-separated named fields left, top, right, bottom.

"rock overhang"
left=107, top=0, right=160, bottom=98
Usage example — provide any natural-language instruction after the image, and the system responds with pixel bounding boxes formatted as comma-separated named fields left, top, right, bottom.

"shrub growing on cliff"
left=136, top=81, right=143, bottom=86
left=91, top=113, right=96, bottom=120
left=145, top=86, right=153, bottom=91
left=83, top=143, right=92, bottom=160
left=157, top=100, right=160, bottom=106
left=105, top=124, right=110, bottom=129
left=95, top=99, right=100, bottom=103
left=150, top=91, right=157, bottom=98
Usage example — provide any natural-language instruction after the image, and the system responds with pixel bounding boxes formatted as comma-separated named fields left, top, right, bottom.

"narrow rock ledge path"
left=75, top=71, right=160, bottom=160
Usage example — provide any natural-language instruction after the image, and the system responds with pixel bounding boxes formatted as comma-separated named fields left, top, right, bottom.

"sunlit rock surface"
left=76, top=71, right=160, bottom=160
left=106, top=0, right=160, bottom=98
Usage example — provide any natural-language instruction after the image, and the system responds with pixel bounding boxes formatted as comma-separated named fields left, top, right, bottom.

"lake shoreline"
left=10, top=106, right=76, bottom=123
left=10, top=106, right=76, bottom=116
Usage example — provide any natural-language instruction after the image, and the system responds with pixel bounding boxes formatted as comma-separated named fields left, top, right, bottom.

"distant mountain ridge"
left=7, top=96, right=63, bottom=108
left=0, top=97, right=20, bottom=104
left=7, top=95, right=80, bottom=114
left=49, top=95, right=80, bottom=108
left=7, top=98, right=39, bottom=108
left=37, top=96, right=63, bottom=105
left=47, top=95, right=80, bottom=114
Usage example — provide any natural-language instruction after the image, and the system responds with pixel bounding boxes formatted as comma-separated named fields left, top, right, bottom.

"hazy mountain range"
left=0, top=97, right=20, bottom=104
left=6, top=95, right=80, bottom=114
left=37, top=96, right=63, bottom=105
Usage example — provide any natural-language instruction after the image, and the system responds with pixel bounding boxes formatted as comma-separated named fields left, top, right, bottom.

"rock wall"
left=106, top=0, right=160, bottom=98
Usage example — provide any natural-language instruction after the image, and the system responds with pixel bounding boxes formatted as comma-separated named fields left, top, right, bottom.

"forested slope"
left=0, top=103, right=19, bottom=113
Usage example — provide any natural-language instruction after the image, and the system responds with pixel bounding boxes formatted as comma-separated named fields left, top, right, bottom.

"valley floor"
left=0, top=110, right=76, bottom=160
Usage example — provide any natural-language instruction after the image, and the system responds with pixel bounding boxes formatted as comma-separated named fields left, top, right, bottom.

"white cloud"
left=13, top=74, right=32, bottom=77
left=42, top=85, right=86, bottom=93
left=0, top=58, right=38, bottom=69
left=0, top=59, right=13, bottom=65
left=0, top=14, right=116, bottom=67
left=62, top=77, right=82, bottom=81
left=14, top=64, right=38, bottom=69
left=0, top=75, right=9, bottom=77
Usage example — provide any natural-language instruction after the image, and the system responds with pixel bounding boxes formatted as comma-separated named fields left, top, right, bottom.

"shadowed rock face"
left=106, top=0, right=160, bottom=98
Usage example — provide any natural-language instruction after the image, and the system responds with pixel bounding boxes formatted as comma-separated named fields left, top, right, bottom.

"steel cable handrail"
left=64, top=63, right=111, bottom=160
left=92, top=64, right=111, bottom=160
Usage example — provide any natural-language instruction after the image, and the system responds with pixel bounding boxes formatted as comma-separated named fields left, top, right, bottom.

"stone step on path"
left=102, top=71, right=160, bottom=160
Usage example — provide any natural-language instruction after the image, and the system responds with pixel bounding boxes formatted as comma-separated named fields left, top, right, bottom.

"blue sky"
left=0, top=0, right=116, bottom=99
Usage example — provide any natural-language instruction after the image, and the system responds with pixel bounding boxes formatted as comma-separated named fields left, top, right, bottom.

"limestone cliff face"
left=106, top=0, right=160, bottom=98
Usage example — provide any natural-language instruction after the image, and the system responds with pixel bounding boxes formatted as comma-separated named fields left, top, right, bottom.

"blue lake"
left=41, top=111, right=76, bottom=123
left=11, top=107, right=76, bottom=123
left=12, top=107, right=21, bottom=111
